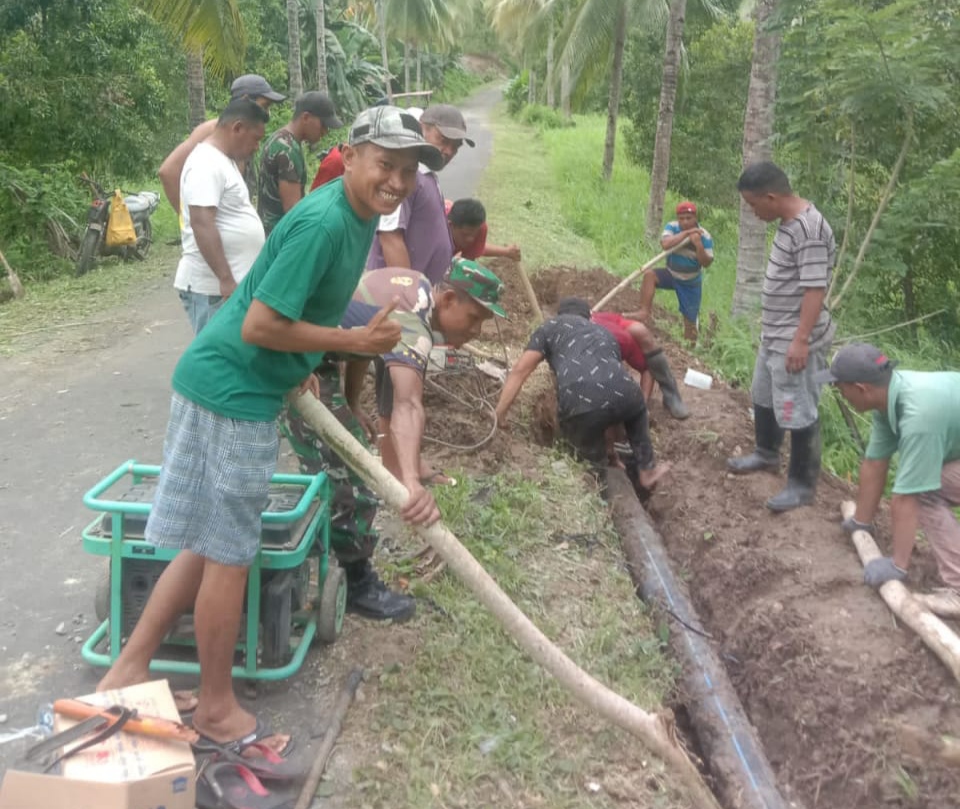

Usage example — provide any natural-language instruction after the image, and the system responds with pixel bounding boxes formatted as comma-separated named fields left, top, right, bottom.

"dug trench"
left=419, top=259, right=960, bottom=809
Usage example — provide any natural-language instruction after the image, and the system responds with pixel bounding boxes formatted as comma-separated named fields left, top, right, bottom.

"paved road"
left=0, top=85, right=501, bottom=772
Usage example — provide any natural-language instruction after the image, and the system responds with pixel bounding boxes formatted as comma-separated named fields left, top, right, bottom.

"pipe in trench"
left=607, top=471, right=803, bottom=809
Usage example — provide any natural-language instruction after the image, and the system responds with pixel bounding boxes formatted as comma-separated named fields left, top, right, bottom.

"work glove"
left=842, top=516, right=875, bottom=536
left=863, top=557, right=907, bottom=588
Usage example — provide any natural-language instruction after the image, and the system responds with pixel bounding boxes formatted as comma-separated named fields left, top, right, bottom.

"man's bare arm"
left=241, top=298, right=400, bottom=355
left=278, top=180, right=303, bottom=214
left=158, top=120, right=216, bottom=214
left=189, top=206, right=236, bottom=298
left=378, top=230, right=412, bottom=268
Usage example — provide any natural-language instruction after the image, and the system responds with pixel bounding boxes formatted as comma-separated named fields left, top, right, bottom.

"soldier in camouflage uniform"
left=283, top=359, right=380, bottom=566
left=282, top=259, right=507, bottom=622
left=257, top=92, right=343, bottom=235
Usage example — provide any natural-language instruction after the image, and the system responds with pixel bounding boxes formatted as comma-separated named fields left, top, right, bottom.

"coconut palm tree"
left=387, top=0, right=457, bottom=94
left=140, top=0, right=246, bottom=130
left=315, top=0, right=328, bottom=93
left=288, top=0, right=304, bottom=98
left=552, top=0, right=669, bottom=181
left=731, top=0, right=781, bottom=317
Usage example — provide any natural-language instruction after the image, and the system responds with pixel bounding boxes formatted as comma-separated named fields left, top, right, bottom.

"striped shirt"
left=761, top=204, right=836, bottom=354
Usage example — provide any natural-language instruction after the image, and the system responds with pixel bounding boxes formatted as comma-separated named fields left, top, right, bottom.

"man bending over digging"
left=283, top=258, right=507, bottom=622
left=96, top=106, right=442, bottom=755
left=495, top=297, right=669, bottom=496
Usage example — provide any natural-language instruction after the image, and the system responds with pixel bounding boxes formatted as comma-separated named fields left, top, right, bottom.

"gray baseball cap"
left=231, top=74, right=286, bottom=102
left=814, top=342, right=898, bottom=385
left=348, top=106, right=443, bottom=171
left=294, top=91, right=343, bottom=129
left=420, top=104, right=476, bottom=147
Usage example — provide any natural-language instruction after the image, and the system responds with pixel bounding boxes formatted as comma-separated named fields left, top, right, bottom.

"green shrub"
left=504, top=72, right=529, bottom=116
left=0, top=161, right=87, bottom=282
left=518, top=104, right=570, bottom=130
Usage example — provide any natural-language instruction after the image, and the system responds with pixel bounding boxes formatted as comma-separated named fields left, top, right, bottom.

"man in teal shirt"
left=819, top=343, right=960, bottom=616
left=97, top=106, right=443, bottom=754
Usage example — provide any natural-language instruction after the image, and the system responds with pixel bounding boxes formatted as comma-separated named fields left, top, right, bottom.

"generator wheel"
left=316, top=564, right=347, bottom=644
left=94, top=561, right=111, bottom=623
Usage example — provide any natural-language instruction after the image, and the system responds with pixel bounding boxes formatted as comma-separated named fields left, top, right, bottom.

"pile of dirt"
left=426, top=259, right=960, bottom=808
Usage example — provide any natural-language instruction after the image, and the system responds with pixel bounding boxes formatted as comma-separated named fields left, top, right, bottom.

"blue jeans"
left=177, top=289, right=224, bottom=334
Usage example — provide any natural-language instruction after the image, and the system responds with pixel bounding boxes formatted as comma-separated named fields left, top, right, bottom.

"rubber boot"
left=644, top=350, right=690, bottom=420
left=344, top=561, right=416, bottom=622
left=726, top=405, right=783, bottom=474
left=766, top=421, right=821, bottom=512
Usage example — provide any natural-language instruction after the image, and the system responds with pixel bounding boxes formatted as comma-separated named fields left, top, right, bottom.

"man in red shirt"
left=592, top=310, right=690, bottom=420
left=446, top=198, right=521, bottom=262
left=310, top=143, right=346, bottom=190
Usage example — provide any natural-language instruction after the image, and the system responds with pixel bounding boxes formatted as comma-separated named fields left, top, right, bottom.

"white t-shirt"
left=174, top=142, right=265, bottom=295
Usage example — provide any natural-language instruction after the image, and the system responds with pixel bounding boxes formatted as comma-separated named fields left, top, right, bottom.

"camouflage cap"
left=444, top=258, right=506, bottom=318
left=348, top=105, right=443, bottom=171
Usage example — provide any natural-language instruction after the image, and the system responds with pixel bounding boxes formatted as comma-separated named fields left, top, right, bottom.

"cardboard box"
left=0, top=680, right=195, bottom=809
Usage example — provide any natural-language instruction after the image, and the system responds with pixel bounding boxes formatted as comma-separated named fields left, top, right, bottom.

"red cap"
left=676, top=201, right=697, bottom=215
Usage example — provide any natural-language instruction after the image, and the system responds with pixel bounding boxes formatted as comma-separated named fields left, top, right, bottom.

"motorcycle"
left=75, top=174, right=159, bottom=276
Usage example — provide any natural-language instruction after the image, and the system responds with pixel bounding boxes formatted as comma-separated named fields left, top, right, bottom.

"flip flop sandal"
left=207, top=743, right=303, bottom=782
left=195, top=761, right=297, bottom=809
left=192, top=717, right=295, bottom=758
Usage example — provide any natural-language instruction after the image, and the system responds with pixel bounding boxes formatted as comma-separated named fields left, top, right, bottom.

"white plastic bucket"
left=684, top=368, right=713, bottom=390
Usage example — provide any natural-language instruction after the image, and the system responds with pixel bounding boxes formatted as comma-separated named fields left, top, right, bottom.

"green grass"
left=353, top=457, right=683, bottom=808
left=477, top=112, right=605, bottom=273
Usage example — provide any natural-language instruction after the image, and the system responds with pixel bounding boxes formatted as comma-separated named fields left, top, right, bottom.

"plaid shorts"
left=145, top=393, right=279, bottom=566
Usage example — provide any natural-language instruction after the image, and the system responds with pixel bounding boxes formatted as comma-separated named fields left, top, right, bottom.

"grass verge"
left=354, top=457, right=683, bottom=808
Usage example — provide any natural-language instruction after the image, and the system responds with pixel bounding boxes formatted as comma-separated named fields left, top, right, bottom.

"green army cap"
left=444, top=258, right=507, bottom=319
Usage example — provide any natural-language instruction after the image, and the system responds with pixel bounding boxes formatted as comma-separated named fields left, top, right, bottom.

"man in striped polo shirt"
left=727, top=161, right=836, bottom=512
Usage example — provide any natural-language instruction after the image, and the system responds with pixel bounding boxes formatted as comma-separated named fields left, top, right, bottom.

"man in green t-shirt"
left=96, top=106, right=443, bottom=755
left=257, top=91, right=343, bottom=234
left=819, top=343, right=960, bottom=616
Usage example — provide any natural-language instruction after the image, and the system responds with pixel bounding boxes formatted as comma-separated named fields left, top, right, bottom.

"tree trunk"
left=186, top=48, right=206, bottom=130
left=546, top=27, right=556, bottom=108
left=404, top=41, right=411, bottom=94
left=287, top=0, right=304, bottom=98
left=644, top=0, right=687, bottom=244
left=560, top=59, right=572, bottom=119
left=376, top=0, right=391, bottom=100
left=731, top=0, right=783, bottom=318
left=315, top=0, right=328, bottom=94
left=528, top=69, right=536, bottom=105
left=416, top=45, right=422, bottom=92
left=602, top=1, right=628, bottom=182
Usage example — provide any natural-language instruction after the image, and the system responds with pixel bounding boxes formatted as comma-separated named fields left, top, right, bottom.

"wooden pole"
left=293, top=668, right=364, bottom=809
left=841, top=501, right=960, bottom=684
left=516, top=261, right=544, bottom=325
left=591, top=238, right=689, bottom=312
left=290, top=392, right=723, bottom=809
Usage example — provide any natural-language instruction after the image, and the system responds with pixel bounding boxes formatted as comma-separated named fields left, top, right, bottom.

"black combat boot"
left=344, top=561, right=416, bottom=622
left=766, top=421, right=821, bottom=512
left=726, top=405, right=784, bottom=474
left=644, top=350, right=690, bottom=420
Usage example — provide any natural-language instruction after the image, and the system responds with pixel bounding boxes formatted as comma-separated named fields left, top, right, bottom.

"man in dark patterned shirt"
left=257, top=92, right=343, bottom=234
left=727, top=161, right=836, bottom=512
left=495, top=297, right=669, bottom=496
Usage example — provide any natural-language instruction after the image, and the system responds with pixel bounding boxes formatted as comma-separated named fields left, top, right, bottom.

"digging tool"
left=293, top=668, right=364, bottom=809
left=840, top=501, right=960, bottom=684
left=289, top=391, right=723, bottom=809
left=592, top=238, right=690, bottom=313
left=53, top=698, right=201, bottom=745
left=516, top=261, right=544, bottom=325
